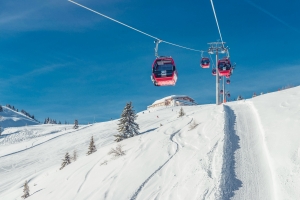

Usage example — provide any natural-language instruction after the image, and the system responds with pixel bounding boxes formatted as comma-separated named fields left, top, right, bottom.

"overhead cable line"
left=68, top=0, right=204, bottom=53
left=209, top=0, right=225, bottom=47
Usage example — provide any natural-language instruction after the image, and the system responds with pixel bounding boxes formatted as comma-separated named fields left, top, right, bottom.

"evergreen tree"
left=21, top=180, right=30, bottom=199
left=60, top=152, right=71, bottom=170
left=87, top=136, right=97, bottom=155
left=114, top=134, right=125, bottom=142
left=116, top=102, right=139, bottom=142
left=178, top=107, right=185, bottom=117
left=73, top=120, right=79, bottom=129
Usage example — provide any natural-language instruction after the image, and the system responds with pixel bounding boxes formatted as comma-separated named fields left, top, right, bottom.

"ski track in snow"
left=224, top=102, right=276, bottom=200
left=76, top=160, right=100, bottom=195
left=130, top=118, right=192, bottom=200
left=248, top=102, right=278, bottom=199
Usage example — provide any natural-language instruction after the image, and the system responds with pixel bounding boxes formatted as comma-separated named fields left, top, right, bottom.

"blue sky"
left=1, top=0, right=299, bottom=124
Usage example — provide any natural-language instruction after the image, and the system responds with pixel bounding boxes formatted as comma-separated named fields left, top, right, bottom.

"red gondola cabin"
left=151, top=57, right=177, bottom=86
left=212, top=68, right=216, bottom=76
left=200, top=57, right=210, bottom=68
left=217, top=57, right=232, bottom=76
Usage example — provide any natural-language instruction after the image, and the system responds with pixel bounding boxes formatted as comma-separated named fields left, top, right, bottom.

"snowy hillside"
left=0, top=87, right=300, bottom=200
left=0, top=106, right=39, bottom=130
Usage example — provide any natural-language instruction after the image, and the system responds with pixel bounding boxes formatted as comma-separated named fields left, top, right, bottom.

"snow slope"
left=0, top=106, right=39, bottom=129
left=0, top=87, right=300, bottom=200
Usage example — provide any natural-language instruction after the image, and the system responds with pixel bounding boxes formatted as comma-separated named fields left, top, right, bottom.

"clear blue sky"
left=1, top=0, right=299, bottom=124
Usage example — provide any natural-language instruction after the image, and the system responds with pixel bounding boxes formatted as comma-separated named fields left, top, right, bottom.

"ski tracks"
left=223, top=102, right=277, bottom=200
left=130, top=118, right=192, bottom=200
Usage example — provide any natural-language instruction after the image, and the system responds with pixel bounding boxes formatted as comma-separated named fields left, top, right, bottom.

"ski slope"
left=0, top=87, right=300, bottom=200
left=0, top=106, right=39, bottom=129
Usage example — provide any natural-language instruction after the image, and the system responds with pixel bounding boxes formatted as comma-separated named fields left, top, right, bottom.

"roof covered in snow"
left=151, top=95, right=195, bottom=105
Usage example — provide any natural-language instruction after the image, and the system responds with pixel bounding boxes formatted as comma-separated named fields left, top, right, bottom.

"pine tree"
left=60, top=152, right=71, bottom=170
left=73, top=150, right=78, bottom=161
left=178, top=107, right=185, bottom=117
left=21, top=180, right=30, bottom=199
left=116, top=102, right=140, bottom=142
left=114, top=134, right=125, bottom=142
left=87, top=136, right=97, bottom=155
left=73, top=120, right=79, bottom=129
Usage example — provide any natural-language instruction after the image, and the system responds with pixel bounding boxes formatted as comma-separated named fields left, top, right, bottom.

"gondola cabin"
left=151, top=57, right=177, bottom=86
left=212, top=68, right=216, bottom=75
left=200, top=57, right=210, bottom=68
left=217, top=57, right=232, bottom=76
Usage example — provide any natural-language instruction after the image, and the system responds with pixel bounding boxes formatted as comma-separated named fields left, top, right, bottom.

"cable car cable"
left=68, top=0, right=204, bottom=53
left=209, top=0, right=225, bottom=48
left=209, top=53, right=215, bottom=68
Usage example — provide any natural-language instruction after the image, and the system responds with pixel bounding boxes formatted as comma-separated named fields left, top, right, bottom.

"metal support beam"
left=207, top=41, right=228, bottom=105
left=223, top=76, right=225, bottom=103
left=216, top=51, right=219, bottom=105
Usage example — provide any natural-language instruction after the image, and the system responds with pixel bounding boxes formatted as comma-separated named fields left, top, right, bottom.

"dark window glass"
left=155, top=63, right=173, bottom=71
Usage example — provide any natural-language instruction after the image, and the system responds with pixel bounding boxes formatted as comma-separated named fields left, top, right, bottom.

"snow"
left=0, top=87, right=300, bottom=200
left=0, top=106, right=39, bottom=129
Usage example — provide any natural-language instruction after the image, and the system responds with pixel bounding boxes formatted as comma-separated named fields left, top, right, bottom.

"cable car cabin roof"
left=153, top=57, right=175, bottom=67
left=218, top=57, right=230, bottom=64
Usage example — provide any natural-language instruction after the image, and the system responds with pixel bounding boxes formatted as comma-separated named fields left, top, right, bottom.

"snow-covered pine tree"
left=73, top=119, right=79, bottom=129
left=21, top=180, right=30, bottom=199
left=178, top=107, right=185, bottom=117
left=114, top=134, right=125, bottom=142
left=116, top=102, right=140, bottom=141
left=87, top=136, right=97, bottom=155
left=60, top=152, right=71, bottom=170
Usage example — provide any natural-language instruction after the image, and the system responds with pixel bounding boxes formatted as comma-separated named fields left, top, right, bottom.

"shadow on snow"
left=219, top=105, right=242, bottom=200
